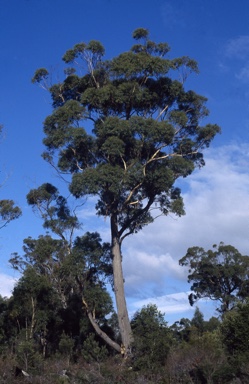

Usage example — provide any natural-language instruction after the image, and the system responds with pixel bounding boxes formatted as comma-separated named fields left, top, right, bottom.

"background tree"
left=0, top=295, right=11, bottom=353
left=221, top=300, right=249, bottom=359
left=32, top=28, right=220, bottom=353
left=191, top=307, right=205, bottom=337
left=131, top=304, right=172, bottom=372
left=7, top=266, right=60, bottom=358
left=220, top=300, right=249, bottom=379
left=10, top=183, right=119, bottom=353
left=179, top=243, right=249, bottom=314
left=170, top=308, right=220, bottom=343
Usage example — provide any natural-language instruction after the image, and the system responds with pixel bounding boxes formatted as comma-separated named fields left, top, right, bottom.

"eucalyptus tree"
left=179, top=243, right=249, bottom=314
left=10, top=183, right=119, bottom=352
left=32, top=28, right=220, bottom=353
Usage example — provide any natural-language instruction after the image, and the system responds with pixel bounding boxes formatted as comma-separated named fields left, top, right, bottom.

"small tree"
left=131, top=304, right=172, bottom=371
left=58, top=332, right=75, bottom=366
left=82, top=333, right=108, bottom=363
left=191, top=307, right=205, bottom=337
left=179, top=243, right=249, bottom=314
left=32, top=28, right=220, bottom=353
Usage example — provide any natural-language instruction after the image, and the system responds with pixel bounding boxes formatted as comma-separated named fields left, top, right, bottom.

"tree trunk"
left=29, top=296, right=36, bottom=339
left=111, top=214, right=133, bottom=355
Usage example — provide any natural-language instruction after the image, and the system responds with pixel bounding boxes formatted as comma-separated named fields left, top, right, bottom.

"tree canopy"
left=179, top=242, right=249, bottom=314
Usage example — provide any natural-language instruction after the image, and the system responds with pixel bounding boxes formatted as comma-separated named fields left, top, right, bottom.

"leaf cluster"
left=0, top=199, right=21, bottom=229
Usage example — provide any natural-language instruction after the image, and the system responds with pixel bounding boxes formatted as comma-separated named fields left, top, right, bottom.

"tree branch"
left=82, top=298, right=121, bottom=353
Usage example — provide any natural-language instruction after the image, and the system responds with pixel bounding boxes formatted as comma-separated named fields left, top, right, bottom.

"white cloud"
left=124, top=249, right=185, bottom=299
left=0, top=273, right=17, bottom=297
left=128, top=292, right=216, bottom=324
left=122, top=143, right=249, bottom=316
left=130, top=292, right=191, bottom=315
left=225, top=35, right=249, bottom=59
left=2, top=143, right=249, bottom=322
left=222, top=36, right=249, bottom=84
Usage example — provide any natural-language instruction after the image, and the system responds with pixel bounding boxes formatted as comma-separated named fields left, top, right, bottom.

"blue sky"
left=1, top=0, right=249, bottom=324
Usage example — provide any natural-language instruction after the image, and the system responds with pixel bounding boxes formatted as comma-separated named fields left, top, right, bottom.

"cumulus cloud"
left=128, top=292, right=216, bottom=324
left=123, top=143, right=249, bottom=315
left=0, top=273, right=17, bottom=297
left=124, top=250, right=185, bottom=298
left=130, top=292, right=191, bottom=315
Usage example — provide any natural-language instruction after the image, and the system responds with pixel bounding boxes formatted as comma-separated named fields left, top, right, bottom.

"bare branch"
left=82, top=298, right=121, bottom=353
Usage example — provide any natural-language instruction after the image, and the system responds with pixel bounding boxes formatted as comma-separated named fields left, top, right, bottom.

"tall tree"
left=32, top=28, right=220, bottom=353
left=179, top=243, right=249, bottom=314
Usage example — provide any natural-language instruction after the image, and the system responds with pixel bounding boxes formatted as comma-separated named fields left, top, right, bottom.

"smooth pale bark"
left=111, top=214, right=133, bottom=354
left=29, top=296, right=36, bottom=340
left=82, top=298, right=121, bottom=353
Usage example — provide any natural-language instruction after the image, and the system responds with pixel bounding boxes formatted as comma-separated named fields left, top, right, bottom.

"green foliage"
left=132, top=28, right=149, bottom=40
left=131, top=304, right=172, bottom=371
left=179, top=242, right=249, bottom=314
left=31, top=68, right=49, bottom=84
left=82, top=333, right=108, bottom=363
left=191, top=307, right=205, bottom=336
left=16, top=338, right=37, bottom=371
left=8, top=267, right=59, bottom=347
left=62, top=231, right=113, bottom=317
left=59, top=332, right=74, bottom=355
left=167, top=324, right=226, bottom=384
left=58, top=332, right=75, bottom=367
left=10, top=231, right=114, bottom=334
left=27, top=183, right=80, bottom=238
left=62, top=40, right=105, bottom=65
left=36, top=28, right=220, bottom=241
left=171, top=309, right=220, bottom=344
left=14, top=329, right=45, bottom=374
left=0, top=199, right=21, bottom=229
left=0, top=296, right=11, bottom=352
left=9, top=199, right=115, bottom=353
left=221, top=300, right=249, bottom=360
